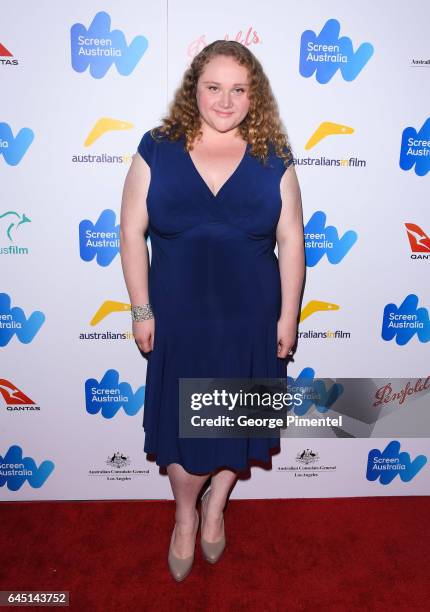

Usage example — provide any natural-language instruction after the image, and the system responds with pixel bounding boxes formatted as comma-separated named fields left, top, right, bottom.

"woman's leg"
left=167, top=462, right=209, bottom=557
left=202, top=468, right=238, bottom=542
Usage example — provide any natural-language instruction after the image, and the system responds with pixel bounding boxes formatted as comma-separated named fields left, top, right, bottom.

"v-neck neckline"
left=186, top=139, right=250, bottom=200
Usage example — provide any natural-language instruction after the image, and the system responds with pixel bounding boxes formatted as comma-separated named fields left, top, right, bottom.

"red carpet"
left=1, top=496, right=429, bottom=611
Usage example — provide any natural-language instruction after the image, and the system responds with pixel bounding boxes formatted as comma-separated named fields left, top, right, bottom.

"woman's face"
left=195, top=55, right=251, bottom=135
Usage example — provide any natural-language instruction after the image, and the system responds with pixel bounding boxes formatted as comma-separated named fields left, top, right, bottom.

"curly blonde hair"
left=152, top=40, right=293, bottom=167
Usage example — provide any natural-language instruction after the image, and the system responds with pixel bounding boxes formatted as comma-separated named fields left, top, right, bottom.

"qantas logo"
left=0, top=42, right=18, bottom=66
left=405, top=223, right=430, bottom=260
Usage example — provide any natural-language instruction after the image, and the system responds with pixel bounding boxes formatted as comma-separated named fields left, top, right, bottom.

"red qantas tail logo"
left=0, top=379, right=35, bottom=405
left=405, top=223, right=430, bottom=253
left=0, top=42, right=13, bottom=57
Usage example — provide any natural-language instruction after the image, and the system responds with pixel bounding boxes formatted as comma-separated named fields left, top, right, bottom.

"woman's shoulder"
left=136, top=126, right=171, bottom=166
left=267, top=140, right=294, bottom=171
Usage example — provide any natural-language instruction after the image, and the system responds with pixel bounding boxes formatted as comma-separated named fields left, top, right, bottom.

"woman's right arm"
left=119, top=151, right=154, bottom=353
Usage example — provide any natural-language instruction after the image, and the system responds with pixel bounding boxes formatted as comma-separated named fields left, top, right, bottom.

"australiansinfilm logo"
left=72, top=117, right=135, bottom=165
left=277, top=448, right=337, bottom=478
left=88, top=451, right=149, bottom=482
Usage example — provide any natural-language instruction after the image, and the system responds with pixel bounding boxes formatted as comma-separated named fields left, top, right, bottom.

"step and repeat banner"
left=1, top=1, right=429, bottom=500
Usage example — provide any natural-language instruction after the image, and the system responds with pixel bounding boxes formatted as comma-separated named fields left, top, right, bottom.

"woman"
left=120, top=40, right=305, bottom=581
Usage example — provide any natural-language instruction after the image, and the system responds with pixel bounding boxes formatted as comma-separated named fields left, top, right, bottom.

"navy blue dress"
left=137, top=129, right=293, bottom=474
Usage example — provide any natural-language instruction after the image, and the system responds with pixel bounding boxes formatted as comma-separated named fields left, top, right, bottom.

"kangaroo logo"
left=0, top=211, right=31, bottom=241
left=399, top=117, right=430, bottom=177
left=300, top=18, right=374, bottom=84
left=79, top=209, right=120, bottom=267
left=0, top=123, right=34, bottom=165
left=71, top=11, right=149, bottom=79
left=304, top=211, right=357, bottom=267
left=381, top=294, right=430, bottom=345
left=0, top=445, right=54, bottom=491
left=366, top=440, right=427, bottom=485
left=287, top=367, right=343, bottom=416
left=85, top=369, right=145, bottom=419
left=0, top=293, right=45, bottom=347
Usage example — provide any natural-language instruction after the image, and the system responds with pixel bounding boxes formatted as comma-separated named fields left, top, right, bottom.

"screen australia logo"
left=286, top=368, right=343, bottom=416
left=304, top=211, right=358, bottom=267
left=0, top=445, right=54, bottom=491
left=0, top=293, right=45, bottom=347
left=366, top=440, right=427, bottom=485
left=70, top=11, right=149, bottom=78
left=85, top=369, right=145, bottom=419
left=79, top=209, right=119, bottom=266
left=300, top=18, right=374, bottom=83
left=400, top=117, right=430, bottom=176
left=381, top=294, right=430, bottom=345
left=0, top=122, right=34, bottom=165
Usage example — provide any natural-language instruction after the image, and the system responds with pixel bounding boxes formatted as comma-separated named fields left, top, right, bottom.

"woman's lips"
left=214, top=110, right=234, bottom=117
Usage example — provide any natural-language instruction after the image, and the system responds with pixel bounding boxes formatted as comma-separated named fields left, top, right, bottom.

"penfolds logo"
left=373, top=377, right=430, bottom=407
left=187, top=27, right=261, bottom=59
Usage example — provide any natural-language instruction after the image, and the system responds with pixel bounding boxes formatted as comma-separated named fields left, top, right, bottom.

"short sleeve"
left=137, top=129, right=156, bottom=166
left=284, top=145, right=294, bottom=169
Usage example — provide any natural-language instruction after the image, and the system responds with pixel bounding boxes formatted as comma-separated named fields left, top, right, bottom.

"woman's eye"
left=208, top=86, right=218, bottom=91
left=234, top=88, right=245, bottom=93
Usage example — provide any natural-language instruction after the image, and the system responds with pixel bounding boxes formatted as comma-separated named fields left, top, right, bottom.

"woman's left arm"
left=275, top=164, right=305, bottom=358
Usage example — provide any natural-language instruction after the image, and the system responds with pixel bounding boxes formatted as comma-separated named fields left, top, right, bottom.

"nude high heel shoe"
left=168, top=508, right=199, bottom=582
left=200, top=486, right=226, bottom=564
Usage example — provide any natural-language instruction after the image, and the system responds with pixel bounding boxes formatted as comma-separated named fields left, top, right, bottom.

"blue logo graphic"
left=304, top=211, right=358, bottom=267
left=0, top=445, right=55, bottom=491
left=0, top=293, right=45, bottom=347
left=300, top=19, right=374, bottom=84
left=0, top=122, right=34, bottom=165
left=399, top=117, right=430, bottom=177
left=366, top=440, right=427, bottom=485
left=71, top=11, right=149, bottom=79
left=381, top=294, right=430, bottom=345
left=287, top=367, right=343, bottom=416
left=79, top=209, right=120, bottom=267
left=85, top=369, right=145, bottom=418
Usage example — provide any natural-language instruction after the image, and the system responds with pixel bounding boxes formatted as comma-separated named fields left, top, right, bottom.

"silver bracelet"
left=131, top=303, right=154, bottom=321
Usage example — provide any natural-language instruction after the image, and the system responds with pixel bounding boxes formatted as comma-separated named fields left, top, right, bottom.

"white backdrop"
left=1, top=0, right=429, bottom=500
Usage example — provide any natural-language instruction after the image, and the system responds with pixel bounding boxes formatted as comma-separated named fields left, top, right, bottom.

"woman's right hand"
left=133, top=318, right=155, bottom=353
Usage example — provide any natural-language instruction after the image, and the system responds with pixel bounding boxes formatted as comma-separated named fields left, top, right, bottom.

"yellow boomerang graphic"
left=90, top=300, right=131, bottom=326
left=300, top=300, right=340, bottom=322
left=84, top=118, right=134, bottom=147
left=305, top=122, right=354, bottom=150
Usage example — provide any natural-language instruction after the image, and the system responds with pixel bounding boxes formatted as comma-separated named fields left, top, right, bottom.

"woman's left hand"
left=277, top=316, right=298, bottom=358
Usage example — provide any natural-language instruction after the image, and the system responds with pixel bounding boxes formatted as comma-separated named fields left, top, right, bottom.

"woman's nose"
left=219, top=91, right=233, bottom=108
